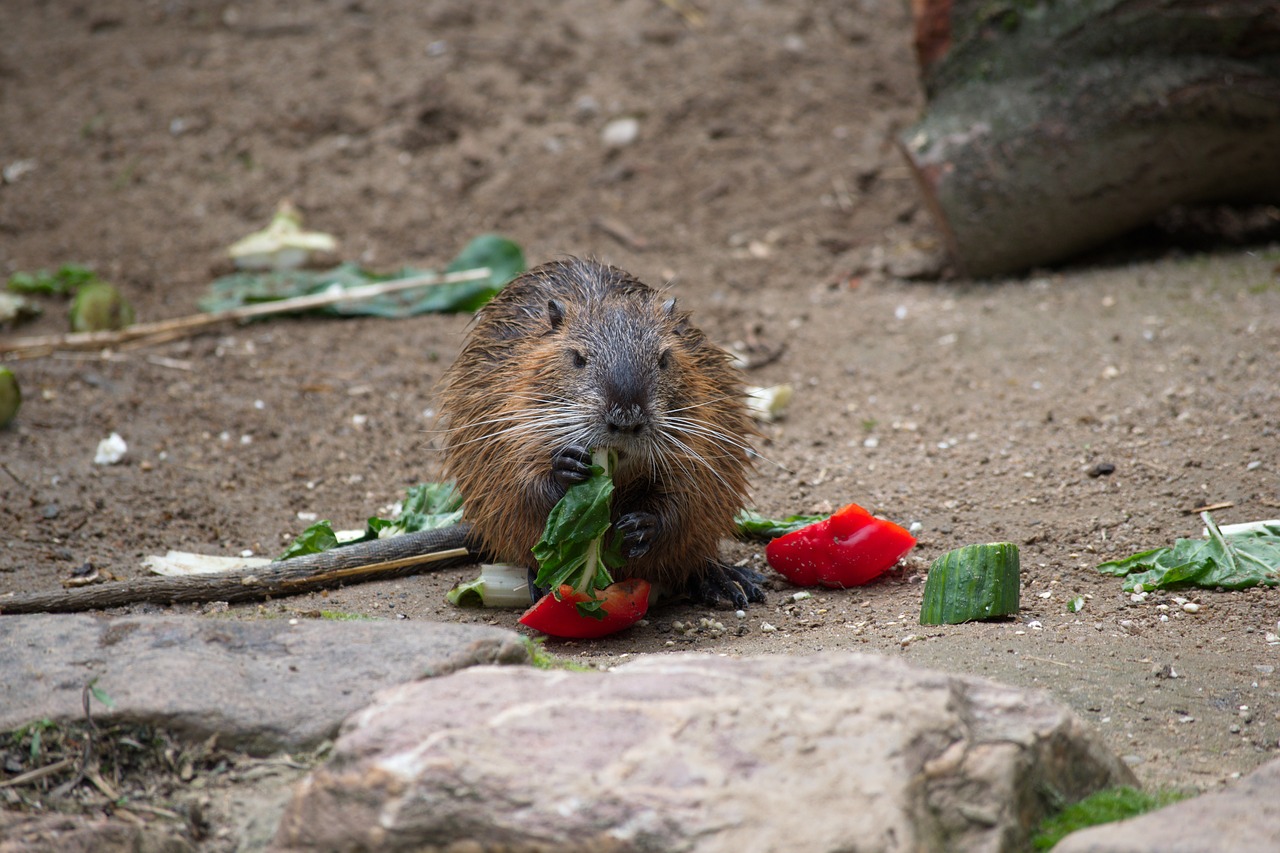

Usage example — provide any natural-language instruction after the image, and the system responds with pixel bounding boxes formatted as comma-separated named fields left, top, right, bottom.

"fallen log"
left=898, top=0, right=1280, bottom=278
left=0, top=526, right=477, bottom=615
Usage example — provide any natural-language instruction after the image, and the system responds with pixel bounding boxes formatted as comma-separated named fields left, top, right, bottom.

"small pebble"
left=760, top=622, right=777, bottom=633
left=601, top=117, right=640, bottom=147
left=1086, top=461, right=1116, bottom=478
left=791, top=591, right=812, bottom=602
left=1182, top=602, right=1201, bottom=613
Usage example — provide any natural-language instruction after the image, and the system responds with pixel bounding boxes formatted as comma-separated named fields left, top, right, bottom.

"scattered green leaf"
left=279, top=482, right=467, bottom=560
left=201, top=234, right=525, bottom=318
left=734, top=508, right=830, bottom=541
left=7, top=264, right=99, bottom=296
left=369, top=481, right=464, bottom=537
left=1067, top=596, right=1085, bottom=613
left=279, top=520, right=341, bottom=560
left=1032, top=787, right=1190, bottom=850
left=1098, top=512, right=1280, bottom=591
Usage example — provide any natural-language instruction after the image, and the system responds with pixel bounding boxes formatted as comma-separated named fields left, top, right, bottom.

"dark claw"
left=687, top=562, right=768, bottom=609
left=526, top=566, right=548, bottom=602
left=551, top=444, right=593, bottom=489
left=616, top=511, right=659, bottom=559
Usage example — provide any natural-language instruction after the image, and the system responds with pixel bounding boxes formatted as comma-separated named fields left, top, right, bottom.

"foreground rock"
left=274, top=652, right=1135, bottom=853
left=1054, top=756, right=1280, bottom=853
left=0, top=614, right=528, bottom=754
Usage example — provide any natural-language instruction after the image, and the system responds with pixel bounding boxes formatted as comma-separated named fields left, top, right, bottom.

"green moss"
left=317, top=610, right=375, bottom=621
left=1032, top=786, right=1192, bottom=850
left=523, top=638, right=592, bottom=671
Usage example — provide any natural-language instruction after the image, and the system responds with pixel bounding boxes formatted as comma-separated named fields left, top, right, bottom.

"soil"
left=2, top=0, right=1279, bottom=833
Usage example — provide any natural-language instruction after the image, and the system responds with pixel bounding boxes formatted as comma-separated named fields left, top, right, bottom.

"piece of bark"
left=898, top=0, right=1280, bottom=278
left=0, top=526, right=476, bottom=615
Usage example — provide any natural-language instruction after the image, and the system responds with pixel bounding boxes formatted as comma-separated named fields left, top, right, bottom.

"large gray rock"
left=0, top=614, right=528, bottom=755
left=273, top=652, right=1136, bottom=853
left=1054, top=756, right=1280, bottom=853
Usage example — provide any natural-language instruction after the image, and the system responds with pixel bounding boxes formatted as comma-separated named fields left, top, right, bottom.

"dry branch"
left=0, top=527, right=478, bottom=615
left=0, top=266, right=491, bottom=359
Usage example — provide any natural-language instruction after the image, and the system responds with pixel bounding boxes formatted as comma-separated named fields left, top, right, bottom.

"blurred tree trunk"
left=897, top=0, right=1280, bottom=278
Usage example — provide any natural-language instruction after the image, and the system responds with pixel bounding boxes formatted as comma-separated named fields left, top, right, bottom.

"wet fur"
left=438, top=258, right=753, bottom=590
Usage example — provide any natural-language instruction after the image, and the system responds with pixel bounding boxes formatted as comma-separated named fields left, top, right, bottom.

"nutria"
left=438, top=257, right=765, bottom=607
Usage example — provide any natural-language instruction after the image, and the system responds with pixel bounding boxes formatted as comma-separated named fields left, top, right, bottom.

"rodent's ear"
left=547, top=299, right=566, bottom=331
left=663, top=297, right=690, bottom=336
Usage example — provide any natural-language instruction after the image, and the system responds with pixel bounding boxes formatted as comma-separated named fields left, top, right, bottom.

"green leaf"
left=7, top=264, right=99, bottom=296
left=198, top=235, right=525, bottom=318
left=532, top=450, right=620, bottom=594
left=920, top=542, right=1021, bottom=625
left=734, top=508, right=829, bottom=541
left=87, top=677, right=116, bottom=709
left=368, top=482, right=465, bottom=538
left=279, top=520, right=340, bottom=560
left=575, top=597, right=608, bottom=620
left=1096, top=512, right=1280, bottom=591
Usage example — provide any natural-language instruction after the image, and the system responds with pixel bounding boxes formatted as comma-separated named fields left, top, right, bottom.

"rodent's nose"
left=605, top=405, right=648, bottom=436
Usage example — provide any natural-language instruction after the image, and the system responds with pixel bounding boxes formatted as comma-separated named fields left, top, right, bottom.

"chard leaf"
left=531, top=451, right=622, bottom=594
left=1097, top=512, right=1280, bottom=591
left=279, top=520, right=340, bottom=560
left=7, top=264, right=99, bottom=296
left=734, top=508, right=829, bottom=541
left=370, top=482, right=464, bottom=537
left=199, top=235, right=525, bottom=318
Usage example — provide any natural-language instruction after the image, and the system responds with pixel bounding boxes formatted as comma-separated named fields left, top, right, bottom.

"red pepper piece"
left=765, top=502, right=916, bottom=588
left=518, top=577, right=651, bottom=639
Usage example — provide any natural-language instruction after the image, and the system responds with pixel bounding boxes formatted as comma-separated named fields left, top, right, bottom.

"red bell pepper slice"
left=765, top=502, right=916, bottom=588
left=518, top=577, right=651, bottom=639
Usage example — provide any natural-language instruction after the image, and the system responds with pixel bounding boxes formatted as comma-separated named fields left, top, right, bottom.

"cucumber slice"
left=920, top=542, right=1021, bottom=625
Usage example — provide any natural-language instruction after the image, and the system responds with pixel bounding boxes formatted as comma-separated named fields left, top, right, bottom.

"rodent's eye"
left=658, top=348, right=672, bottom=370
left=570, top=349, right=588, bottom=369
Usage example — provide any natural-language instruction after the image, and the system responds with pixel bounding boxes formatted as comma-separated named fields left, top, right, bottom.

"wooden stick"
left=0, top=266, right=491, bottom=359
left=0, top=527, right=478, bottom=615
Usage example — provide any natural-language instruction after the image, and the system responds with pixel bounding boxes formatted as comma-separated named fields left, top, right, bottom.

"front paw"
left=615, top=511, right=659, bottom=559
left=551, top=444, right=593, bottom=489
left=688, top=562, right=768, bottom=609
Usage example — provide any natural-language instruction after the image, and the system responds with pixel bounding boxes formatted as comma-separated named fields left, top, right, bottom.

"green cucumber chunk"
left=920, top=542, right=1021, bottom=625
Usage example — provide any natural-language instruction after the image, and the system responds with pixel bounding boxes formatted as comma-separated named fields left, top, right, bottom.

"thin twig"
left=0, top=266, right=492, bottom=359
left=0, top=757, right=75, bottom=789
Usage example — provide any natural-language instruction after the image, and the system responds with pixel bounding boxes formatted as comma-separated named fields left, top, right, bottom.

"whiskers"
left=435, top=393, right=595, bottom=452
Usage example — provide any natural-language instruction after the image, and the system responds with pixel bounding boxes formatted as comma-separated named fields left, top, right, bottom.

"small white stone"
left=601, top=117, right=640, bottom=147
left=1182, top=602, right=1201, bottom=613
left=93, top=432, right=128, bottom=465
left=760, top=622, right=778, bottom=633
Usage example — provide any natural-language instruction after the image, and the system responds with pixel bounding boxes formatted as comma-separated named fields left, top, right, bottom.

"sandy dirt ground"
left=3, top=0, right=1279, bottom=810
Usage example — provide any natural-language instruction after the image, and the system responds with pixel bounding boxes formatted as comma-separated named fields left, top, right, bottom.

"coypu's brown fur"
left=439, top=258, right=761, bottom=604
